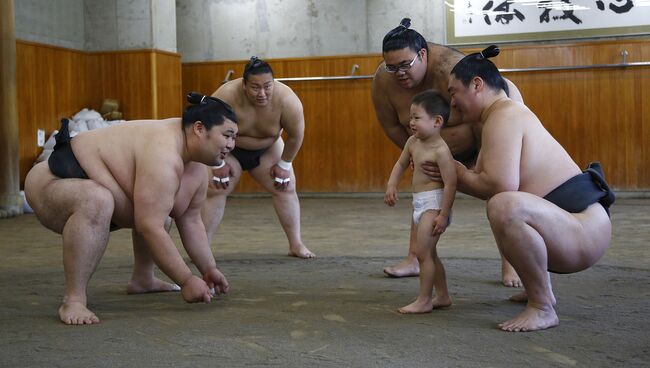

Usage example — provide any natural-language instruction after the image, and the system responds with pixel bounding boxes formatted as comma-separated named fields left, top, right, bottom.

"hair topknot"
left=186, top=92, right=207, bottom=105
left=479, top=45, right=500, bottom=60
left=450, top=44, right=509, bottom=95
left=382, top=17, right=428, bottom=54
left=183, top=91, right=237, bottom=129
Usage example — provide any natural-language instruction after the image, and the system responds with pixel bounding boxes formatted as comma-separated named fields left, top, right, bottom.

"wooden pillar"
left=0, top=0, right=22, bottom=218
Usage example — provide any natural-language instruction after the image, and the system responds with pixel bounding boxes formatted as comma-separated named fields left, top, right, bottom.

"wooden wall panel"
left=16, top=42, right=182, bottom=187
left=154, top=51, right=182, bottom=119
left=16, top=41, right=94, bottom=187
left=87, top=51, right=154, bottom=120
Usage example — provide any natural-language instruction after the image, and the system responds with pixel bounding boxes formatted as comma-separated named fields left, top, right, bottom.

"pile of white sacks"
left=23, top=109, right=125, bottom=213
left=36, top=108, right=125, bottom=164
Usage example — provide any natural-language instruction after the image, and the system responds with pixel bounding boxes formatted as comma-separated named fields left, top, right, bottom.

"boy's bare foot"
left=398, top=295, right=452, bottom=314
left=498, top=304, right=559, bottom=332
left=502, top=262, right=522, bottom=287
left=383, top=258, right=419, bottom=278
left=288, top=243, right=315, bottom=259
left=59, top=301, right=100, bottom=325
left=127, top=276, right=180, bottom=294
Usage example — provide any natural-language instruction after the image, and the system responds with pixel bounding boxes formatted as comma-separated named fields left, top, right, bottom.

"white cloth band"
left=213, top=176, right=230, bottom=183
left=214, top=160, right=226, bottom=169
left=277, top=160, right=292, bottom=171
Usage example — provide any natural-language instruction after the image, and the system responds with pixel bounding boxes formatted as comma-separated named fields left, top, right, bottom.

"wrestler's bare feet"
left=288, top=243, right=315, bottom=259
left=127, top=276, right=180, bottom=294
left=498, top=304, right=559, bottom=332
left=59, top=301, right=100, bottom=325
left=383, top=257, right=420, bottom=278
left=508, top=291, right=556, bottom=306
left=502, top=261, right=522, bottom=287
left=398, top=295, right=452, bottom=314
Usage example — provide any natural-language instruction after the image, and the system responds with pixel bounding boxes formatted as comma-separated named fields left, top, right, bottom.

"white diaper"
left=412, top=189, right=445, bottom=225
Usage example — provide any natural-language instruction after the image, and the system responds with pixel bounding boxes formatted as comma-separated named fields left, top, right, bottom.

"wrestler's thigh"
left=487, top=191, right=610, bottom=272
left=25, top=162, right=114, bottom=234
left=249, top=138, right=296, bottom=192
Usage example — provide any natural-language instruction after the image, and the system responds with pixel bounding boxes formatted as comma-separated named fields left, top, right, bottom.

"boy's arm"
left=387, top=138, right=413, bottom=187
left=385, top=139, right=412, bottom=206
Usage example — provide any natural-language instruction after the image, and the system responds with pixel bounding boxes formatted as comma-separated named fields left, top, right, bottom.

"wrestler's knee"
left=74, top=184, right=114, bottom=224
left=269, top=184, right=297, bottom=198
left=486, top=192, right=530, bottom=229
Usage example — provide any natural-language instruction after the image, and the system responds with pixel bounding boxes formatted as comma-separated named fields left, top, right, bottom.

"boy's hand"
left=432, top=214, right=449, bottom=235
left=384, top=187, right=398, bottom=206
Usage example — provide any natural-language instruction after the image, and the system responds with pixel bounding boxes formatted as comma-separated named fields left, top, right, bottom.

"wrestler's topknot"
left=382, top=17, right=428, bottom=55
left=183, top=91, right=237, bottom=129
left=450, top=44, right=509, bottom=95
left=243, top=56, right=274, bottom=83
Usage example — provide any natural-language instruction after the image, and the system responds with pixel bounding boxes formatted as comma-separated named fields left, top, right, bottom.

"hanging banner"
left=446, top=0, right=650, bottom=44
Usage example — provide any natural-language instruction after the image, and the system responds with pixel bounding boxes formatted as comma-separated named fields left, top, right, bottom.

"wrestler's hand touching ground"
left=180, top=275, right=212, bottom=303
left=211, top=163, right=232, bottom=190
left=270, top=165, right=290, bottom=191
left=203, top=268, right=230, bottom=296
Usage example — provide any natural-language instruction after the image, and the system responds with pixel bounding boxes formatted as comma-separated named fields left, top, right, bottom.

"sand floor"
left=1, top=196, right=648, bottom=367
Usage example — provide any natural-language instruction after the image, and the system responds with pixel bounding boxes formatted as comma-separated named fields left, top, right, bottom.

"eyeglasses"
left=384, top=53, right=419, bottom=73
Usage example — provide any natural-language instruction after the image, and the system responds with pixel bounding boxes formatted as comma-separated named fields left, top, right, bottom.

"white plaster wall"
left=14, top=0, right=86, bottom=50
left=85, top=0, right=154, bottom=51
left=177, top=0, right=391, bottom=62
left=84, top=0, right=119, bottom=50
left=152, top=0, right=177, bottom=53
left=367, top=0, right=446, bottom=53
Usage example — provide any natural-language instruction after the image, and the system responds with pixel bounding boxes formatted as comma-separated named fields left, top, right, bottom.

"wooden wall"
left=16, top=40, right=182, bottom=186
left=182, top=39, right=650, bottom=192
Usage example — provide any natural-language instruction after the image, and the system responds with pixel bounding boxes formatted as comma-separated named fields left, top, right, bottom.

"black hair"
left=450, top=45, right=509, bottom=95
left=243, top=56, right=274, bottom=83
left=183, top=92, right=237, bottom=129
left=382, top=18, right=429, bottom=55
left=411, top=90, right=450, bottom=127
